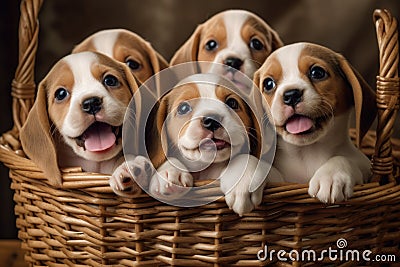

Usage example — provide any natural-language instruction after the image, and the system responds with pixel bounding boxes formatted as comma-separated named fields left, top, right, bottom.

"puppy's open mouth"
left=199, top=138, right=231, bottom=151
left=284, top=114, right=329, bottom=135
left=74, top=122, right=121, bottom=152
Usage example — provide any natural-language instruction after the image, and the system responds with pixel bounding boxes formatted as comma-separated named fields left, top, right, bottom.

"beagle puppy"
left=147, top=74, right=276, bottom=215
left=20, top=51, right=152, bottom=197
left=170, top=9, right=283, bottom=85
left=253, top=42, right=377, bottom=203
left=72, top=29, right=169, bottom=84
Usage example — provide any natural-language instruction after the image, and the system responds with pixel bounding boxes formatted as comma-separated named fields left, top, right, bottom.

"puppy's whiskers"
left=319, top=99, right=334, bottom=119
left=230, top=125, right=249, bottom=135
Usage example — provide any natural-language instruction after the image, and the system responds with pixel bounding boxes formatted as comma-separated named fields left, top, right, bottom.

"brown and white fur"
left=20, top=51, right=152, bottom=197
left=170, top=10, right=283, bottom=86
left=73, top=29, right=169, bottom=85
left=253, top=42, right=376, bottom=203
left=147, top=74, right=276, bottom=215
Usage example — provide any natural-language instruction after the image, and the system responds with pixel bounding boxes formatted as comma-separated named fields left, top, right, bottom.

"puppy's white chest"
left=275, top=143, right=330, bottom=183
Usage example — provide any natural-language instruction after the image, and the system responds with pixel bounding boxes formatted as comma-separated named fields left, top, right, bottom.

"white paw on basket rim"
left=122, top=62, right=277, bottom=207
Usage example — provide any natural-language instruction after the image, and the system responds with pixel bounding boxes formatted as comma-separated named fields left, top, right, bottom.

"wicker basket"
left=1, top=0, right=400, bottom=266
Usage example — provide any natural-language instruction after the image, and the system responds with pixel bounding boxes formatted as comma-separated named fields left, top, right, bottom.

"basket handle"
left=9, top=0, right=43, bottom=139
left=371, top=9, right=400, bottom=183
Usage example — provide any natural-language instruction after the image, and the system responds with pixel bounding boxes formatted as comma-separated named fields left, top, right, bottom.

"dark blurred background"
left=1, top=0, right=399, bottom=239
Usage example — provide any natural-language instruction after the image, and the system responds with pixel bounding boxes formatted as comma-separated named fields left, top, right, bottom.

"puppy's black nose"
left=224, top=57, right=243, bottom=71
left=283, top=89, right=303, bottom=107
left=202, top=116, right=222, bottom=131
left=82, top=97, right=102, bottom=115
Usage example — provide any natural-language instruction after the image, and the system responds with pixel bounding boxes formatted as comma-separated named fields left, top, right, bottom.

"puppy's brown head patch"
left=170, top=10, right=283, bottom=67
left=73, top=29, right=168, bottom=84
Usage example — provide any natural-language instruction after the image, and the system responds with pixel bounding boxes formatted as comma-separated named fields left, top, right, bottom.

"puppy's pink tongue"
left=286, top=116, right=313, bottom=134
left=84, top=122, right=116, bottom=152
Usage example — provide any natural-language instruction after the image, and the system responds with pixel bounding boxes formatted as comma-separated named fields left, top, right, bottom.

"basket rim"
left=2, top=132, right=400, bottom=206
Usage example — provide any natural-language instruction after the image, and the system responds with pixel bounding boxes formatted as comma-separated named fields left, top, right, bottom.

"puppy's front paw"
left=224, top=182, right=264, bottom=217
left=221, top=155, right=270, bottom=216
left=109, top=156, right=154, bottom=197
left=308, top=156, right=360, bottom=204
left=149, top=158, right=193, bottom=200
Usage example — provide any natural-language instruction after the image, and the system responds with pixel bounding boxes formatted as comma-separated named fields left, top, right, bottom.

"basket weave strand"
left=0, top=1, right=399, bottom=266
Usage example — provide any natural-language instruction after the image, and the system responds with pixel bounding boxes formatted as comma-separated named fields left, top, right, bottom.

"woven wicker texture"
left=0, top=0, right=399, bottom=266
left=371, top=9, right=400, bottom=184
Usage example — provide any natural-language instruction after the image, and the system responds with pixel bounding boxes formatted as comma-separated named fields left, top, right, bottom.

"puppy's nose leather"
left=283, top=89, right=303, bottom=107
left=224, top=57, right=243, bottom=70
left=202, top=116, right=222, bottom=131
left=82, top=97, right=102, bottom=114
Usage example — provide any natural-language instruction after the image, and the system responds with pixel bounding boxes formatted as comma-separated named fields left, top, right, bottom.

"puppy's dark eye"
left=250, top=38, right=264, bottom=51
left=177, top=102, right=192, bottom=115
left=205, top=40, right=218, bottom=51
left=309, top=66, right=328, bottom=81
left=226, top=98, right=239, bottom=110
left=126, top=59, right=141, bottom=70
left=263, top=77, right=276, bottom=92
left=103, top=74, right=120, bottom=88
left=54, top=88, right=69, bottom=102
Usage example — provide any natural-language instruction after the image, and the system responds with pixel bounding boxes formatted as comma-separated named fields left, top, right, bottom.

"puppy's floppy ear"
left=121, top=63, right=143, bottom=155
left=121, top=62, right=141, bottom=121
left=123, top=30, right=169, bottom=75
left=252, top=68, right=278, bottom=157
left=260, top=20, right=283, bottom=52
left=253, top=69, right=261, bottom=90
left=269, top=28, right=284, bottom=51
left=337, top=55, right=377, bottom=147
left=149, top=48, right=169, bottom=74
left=252, top=15, right=283, bottom=52
left=248, top=104, right=262, bottom=158
left=146, top=96, right=169, bottom=169
left=20, top=80, right=62, bottom=187
left=170, top=24, right=203, bottom=65
left=141, top=42, right=169, bottom=99
left=251, top=71, right=275, bottom=157
left=122, top=63, right=140, bottom=95
left=72, top=38, right=95, bottom=54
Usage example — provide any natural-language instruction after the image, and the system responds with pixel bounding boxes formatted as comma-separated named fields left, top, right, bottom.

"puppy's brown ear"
left=253, top=15, right=283, bottom=52
left=249, top=105, right=262, bottom=158
left=142, top=43, right=169, bottom=98
left=146, top=96, right=169, bottom=169
left=20, top=80, right=62, bottom=187
left=338, top=55, right=377, bottom=147
left=269, top=28, right=284, bottom=51
left=71, top=38, right=95, bottom=54
left=151, top=49, right=169, bottom=73
left=170, top=25, right=203, bottom=65
left=251, top=71, right=276, bottom=157
left=253, top=69, right=261, bottom=89
left=122, top=63, right=140, bottom=95
left=257, top=18, right=283, bottom=52
left=247, top=70, right=261, bottom=157
left=121, top=63, right=143, bottom=154
left=135, top=38, right=169, bottom=75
